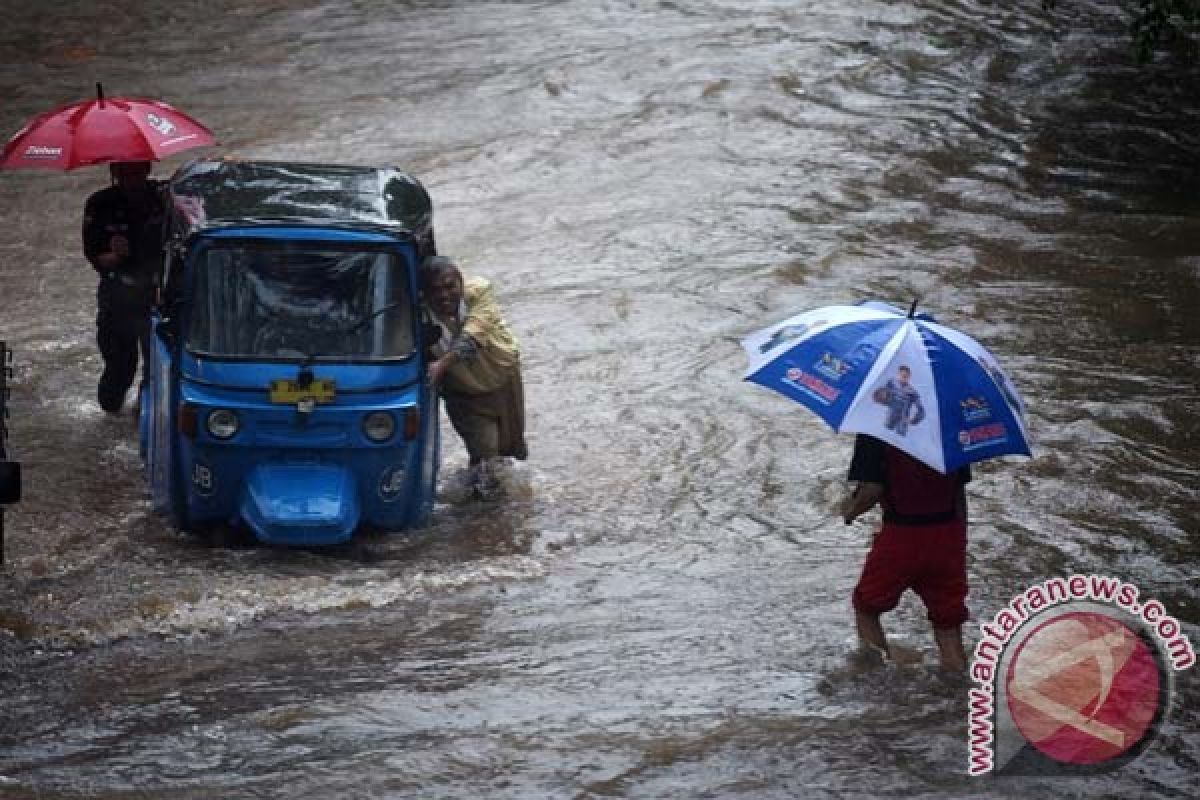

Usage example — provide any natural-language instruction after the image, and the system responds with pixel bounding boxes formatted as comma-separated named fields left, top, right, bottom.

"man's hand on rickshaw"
left=428, top=353, right=456, bottom=386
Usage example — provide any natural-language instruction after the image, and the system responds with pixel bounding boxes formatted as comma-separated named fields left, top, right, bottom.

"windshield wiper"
left=340, top=301, right=406, bottom=336
left=288, top=301, right=407, bottom=375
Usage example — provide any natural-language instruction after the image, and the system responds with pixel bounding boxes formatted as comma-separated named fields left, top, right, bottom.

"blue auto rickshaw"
left=140, top=159, right=440, bottom=546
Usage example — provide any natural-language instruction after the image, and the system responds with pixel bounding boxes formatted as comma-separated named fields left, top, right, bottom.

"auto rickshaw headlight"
left=363, top=411, right=396, bottom=443
left=206, top=409, right=240, bottom=440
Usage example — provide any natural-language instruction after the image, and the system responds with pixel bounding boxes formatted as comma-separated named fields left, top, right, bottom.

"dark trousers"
left=96, top=299, right=151, bottom=413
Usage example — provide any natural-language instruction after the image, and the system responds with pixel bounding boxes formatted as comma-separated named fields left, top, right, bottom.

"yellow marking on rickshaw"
left=268, top=378, right=336, bottom=405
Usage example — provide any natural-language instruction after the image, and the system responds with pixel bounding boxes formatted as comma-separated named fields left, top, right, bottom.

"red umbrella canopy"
left=0, top=84, right=216, bottom=171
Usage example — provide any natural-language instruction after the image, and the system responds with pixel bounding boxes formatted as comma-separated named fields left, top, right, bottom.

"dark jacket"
left=82, top=181, right=166, bottom=311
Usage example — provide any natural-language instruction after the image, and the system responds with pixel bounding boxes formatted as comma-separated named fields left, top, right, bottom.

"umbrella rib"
left=64, top=102, right=93, bottom=132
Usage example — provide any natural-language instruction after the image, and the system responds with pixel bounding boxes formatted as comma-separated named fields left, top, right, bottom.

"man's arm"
left=842, top=481, right=883, bottom=524
left=82, top=194, right=108, bottom=271
left=427, top=334, right=479, bottom=386
left=843, top=434, right=886, bottom=524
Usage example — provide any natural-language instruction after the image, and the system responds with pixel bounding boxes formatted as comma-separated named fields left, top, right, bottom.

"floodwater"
left=1, top=0, right=1198, bottom=797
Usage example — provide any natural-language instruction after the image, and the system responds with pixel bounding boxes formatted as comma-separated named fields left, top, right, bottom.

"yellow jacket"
left=443, top=277, right=521, bottom=395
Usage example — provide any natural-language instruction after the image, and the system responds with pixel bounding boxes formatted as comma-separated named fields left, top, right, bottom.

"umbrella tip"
left=96, top=82, right=104, bottom=104
left=907, top=297, right=919, bottom=318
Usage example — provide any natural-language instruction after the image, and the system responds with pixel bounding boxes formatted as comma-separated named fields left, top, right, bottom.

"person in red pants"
left=841, top=434, right=972, bottom=673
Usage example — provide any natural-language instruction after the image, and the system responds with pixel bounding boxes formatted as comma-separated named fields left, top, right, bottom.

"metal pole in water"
left=1, top=341, right=8, bottom=565
left=0, top=341, right=21, bottom=565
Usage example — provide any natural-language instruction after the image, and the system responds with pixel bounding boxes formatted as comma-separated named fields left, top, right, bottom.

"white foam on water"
left=134, top=555, right=548, bottom=640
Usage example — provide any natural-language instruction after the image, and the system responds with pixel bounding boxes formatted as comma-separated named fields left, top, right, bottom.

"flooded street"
left=1, top=0, right=1198, bottom=796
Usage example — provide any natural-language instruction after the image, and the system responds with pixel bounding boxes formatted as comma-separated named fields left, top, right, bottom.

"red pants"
left=852, top=519, right=968, bottom=628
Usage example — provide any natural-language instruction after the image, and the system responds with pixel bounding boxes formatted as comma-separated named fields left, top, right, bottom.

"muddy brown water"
left=0, top=1, right=1197, bottom=797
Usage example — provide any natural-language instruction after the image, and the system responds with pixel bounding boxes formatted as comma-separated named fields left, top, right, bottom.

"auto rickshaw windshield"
left=186, top=244, right=415, bottom=361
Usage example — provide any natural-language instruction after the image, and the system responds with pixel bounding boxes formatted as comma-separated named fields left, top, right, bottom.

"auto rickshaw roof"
left=166, top=159, right=433, bottom=240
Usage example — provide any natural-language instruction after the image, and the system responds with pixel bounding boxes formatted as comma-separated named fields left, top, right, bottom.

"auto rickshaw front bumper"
left=239, top=463, right=360, bottom=546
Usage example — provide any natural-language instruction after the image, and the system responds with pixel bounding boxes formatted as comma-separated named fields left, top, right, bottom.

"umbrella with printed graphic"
left=742, top=300, right=1032, bottom=474
left=0, top=83, right=215, bottom=171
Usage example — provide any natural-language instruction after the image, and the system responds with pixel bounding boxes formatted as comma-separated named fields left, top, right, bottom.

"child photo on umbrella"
left=872, top=364, right=926, bottom=437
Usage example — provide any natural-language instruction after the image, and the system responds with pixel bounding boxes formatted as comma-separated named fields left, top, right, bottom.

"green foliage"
left=1130, top=0, right=1199, bottom=60
left=1044, top=0, right=1199, bottom=61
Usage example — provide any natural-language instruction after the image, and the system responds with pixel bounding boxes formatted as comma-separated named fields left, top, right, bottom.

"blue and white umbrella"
left=742, top=301, right=1031, bottom=474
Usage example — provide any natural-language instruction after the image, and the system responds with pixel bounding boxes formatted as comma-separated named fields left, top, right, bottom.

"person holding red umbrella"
left=2, top=84, right=215, bottom=414
left=82, top=160, right=165, bottom=413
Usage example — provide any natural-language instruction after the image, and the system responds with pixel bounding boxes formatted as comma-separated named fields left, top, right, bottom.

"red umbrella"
left=0, top=83, right=216, bottom=171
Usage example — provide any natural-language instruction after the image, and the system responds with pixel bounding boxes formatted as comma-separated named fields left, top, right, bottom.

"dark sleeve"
left=847, top=434, right=885, bottom=483
left=81, top=191, right=108, bottom=272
